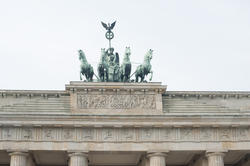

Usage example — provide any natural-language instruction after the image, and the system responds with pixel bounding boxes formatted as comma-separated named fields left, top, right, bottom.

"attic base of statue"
left=66, top=81, right=166, bottom=115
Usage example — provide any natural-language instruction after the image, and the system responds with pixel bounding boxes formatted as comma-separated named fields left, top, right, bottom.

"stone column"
left=192, top=156, right=208, bottom=166
left=147, top=152, right=168, bottom=166
left=68, top=152, right=88, bottom=166
left=9, top=151, right=29, bottom=166
left=206, top=151, right=226, bottom=166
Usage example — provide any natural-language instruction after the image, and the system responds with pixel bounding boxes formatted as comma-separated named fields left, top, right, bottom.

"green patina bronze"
left=120, top=47, right=131, bottom=82
left=135, top=49, right=153, bottom=82
left=97, top=48, right=109, bottom=82
left=78, top=22, right=153, bottom=82
left=78, top=50, right=94, bottom=82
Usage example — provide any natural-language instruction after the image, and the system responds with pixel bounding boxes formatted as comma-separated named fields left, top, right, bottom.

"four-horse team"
left=79, top=47, right=153, bottom=82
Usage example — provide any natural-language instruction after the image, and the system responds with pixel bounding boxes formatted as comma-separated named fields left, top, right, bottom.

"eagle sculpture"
left=101, top=21, right=116, bottom=31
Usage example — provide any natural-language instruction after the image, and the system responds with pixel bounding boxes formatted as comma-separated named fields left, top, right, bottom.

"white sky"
left=0, top=0, right=249, bottom=91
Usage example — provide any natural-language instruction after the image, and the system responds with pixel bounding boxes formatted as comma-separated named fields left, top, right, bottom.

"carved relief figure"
left=44, top=128, right=54, bottom=140
left=83, top=128, right=94, bottom=140
left=23, top=128, right=32, bottom=139
left=63, top=128, right=73, bottom=140
left=103, top=129, right=113, bottom=140
left=219, top=128, right=231, bottom=140
left=77, top=94, right=156, bottom=109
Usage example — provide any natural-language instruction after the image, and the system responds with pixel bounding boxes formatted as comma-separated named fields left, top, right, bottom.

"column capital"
left=206, top=150, right=227, bottom=157
left=8, top=150, right=29, bottom=157
left=9, top=150, right=29, bottom=166
left=147, top=151, right=169, bottom=158
left=68, top=151, right=89, bottom=157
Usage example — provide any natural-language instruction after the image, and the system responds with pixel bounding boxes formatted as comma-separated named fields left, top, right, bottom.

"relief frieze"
left=42, top=128, right=55, bottom=141
left=2, top=128, right=16, bottom=140
left=21, top=128, right=33, bottom=140
left=199, top=128, right=214, bottom=141
left=62, top=128, right=75, bottom=140
left=219, top=128, right=232, bottom=141
left=102, top=128, right=115, bottom=141
left=179, top=128, right=195, bottom=141
left=82, top=128, right=95, bottom=141
left=0, top=126, right=250, bottom=143
left=77, top=94, right=156, bottom=109
left=140, top=128, right=155, bottom=141
left=159, top=128, right=175, bottom=141
left=121, top=128, right=135, bottom=141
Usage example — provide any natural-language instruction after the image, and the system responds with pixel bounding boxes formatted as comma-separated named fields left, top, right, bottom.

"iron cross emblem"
left=101, top=21, right=116, bottom=48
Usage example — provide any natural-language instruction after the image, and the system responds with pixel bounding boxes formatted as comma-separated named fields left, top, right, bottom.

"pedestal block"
left=66, top=82, right=166, bottom=115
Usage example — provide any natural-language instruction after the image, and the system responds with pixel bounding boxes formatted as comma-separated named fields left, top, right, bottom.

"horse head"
left=100, top=48, right=107, bottom=62
left=78, top=49, right=87, bottom=62
left=144, top=49, right=153, bottom=63
left=124, top=47, right=131, bottom=62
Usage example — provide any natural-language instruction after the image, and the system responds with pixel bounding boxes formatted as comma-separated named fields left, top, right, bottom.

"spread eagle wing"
left=101, top=22, right=108, bottom=30
left=110, top=21, right=116, bottom=30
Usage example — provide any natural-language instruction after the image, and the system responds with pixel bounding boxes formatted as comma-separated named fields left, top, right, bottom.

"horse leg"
left=140, top=76, right=144, bottom=82
left=102, top=73, right=105, bottom=82
left=80, top=72, right=82, bottom=80
left=125, top=75, right=128, bottom=82
left=89, top=74, right=93, bottom=82
left=84, top=74, right=87, bottom=81
left=100, top=74, right=103, bottom=82
left=150, top=71, right=153, bottom=81
left=121, top=73, right=124, bottom=82
left=106, top=71, right=109, bottom=82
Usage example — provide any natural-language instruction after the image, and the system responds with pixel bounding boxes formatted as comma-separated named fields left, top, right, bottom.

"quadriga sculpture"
left=78, top=50, right=94, bottom=82
left=120, top=47, right=132, bottom=82
left=135, top=49, right=153, bottom=82
left=98, top=48, right=109, bottom=82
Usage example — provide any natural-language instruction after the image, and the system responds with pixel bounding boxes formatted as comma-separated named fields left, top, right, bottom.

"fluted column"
left=9, top=151, right=29, bottom=166
left=206, top=151, right=226, bottom=166
left=147, top=152, right=168, bottom=166
left=68, top=152, right=88, bottom=166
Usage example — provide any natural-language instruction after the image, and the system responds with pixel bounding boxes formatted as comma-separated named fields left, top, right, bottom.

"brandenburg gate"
left=1, top=22, right=250, bottom=166
left=0, top=82, right=250, bottom=166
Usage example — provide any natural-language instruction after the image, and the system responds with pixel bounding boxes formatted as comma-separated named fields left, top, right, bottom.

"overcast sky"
left=0, top=0, right=249, bottom=91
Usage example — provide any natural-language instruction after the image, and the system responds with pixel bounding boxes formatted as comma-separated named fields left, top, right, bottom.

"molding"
left=165, top=91, right=250, bottom=99
left=65, top=82, right=167, bottom=94
left=0, top=90, right=69, bottom=98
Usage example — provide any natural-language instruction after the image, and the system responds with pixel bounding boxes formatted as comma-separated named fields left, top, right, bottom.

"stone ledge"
left=0, top=90, right=69, bottom=98
left=165, top=91, right=250, bottom=99
left=66, top=81, right=167, bottom=94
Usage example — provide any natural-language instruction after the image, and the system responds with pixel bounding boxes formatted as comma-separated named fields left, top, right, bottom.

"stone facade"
left=0, top=82, right=250, bottom=166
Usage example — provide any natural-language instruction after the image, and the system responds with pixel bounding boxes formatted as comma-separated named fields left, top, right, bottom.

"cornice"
left=65, top=81, right=167, bottom=94
left=0, top=114, right=250, bottom=128
left=165, top=91, right=250, bottom=99
left=0, top=89, right=69, bottom=98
